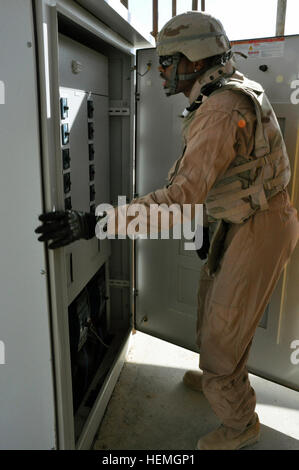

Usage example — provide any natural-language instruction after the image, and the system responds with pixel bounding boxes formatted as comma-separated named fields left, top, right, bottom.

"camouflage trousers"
left=196, top=190, right=299, bottom=430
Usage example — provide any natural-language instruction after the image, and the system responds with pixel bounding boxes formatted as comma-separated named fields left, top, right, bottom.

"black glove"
left=35, top=210, right=100, bottom=249
left=195, top=226, right=210, bottom=260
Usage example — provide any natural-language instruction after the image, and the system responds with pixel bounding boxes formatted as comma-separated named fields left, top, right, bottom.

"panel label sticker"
left=232, top=37, right=285, bottom=58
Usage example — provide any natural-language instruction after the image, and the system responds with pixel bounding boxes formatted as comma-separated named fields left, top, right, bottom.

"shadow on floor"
left=249, top=424, right=299, bottom=450
left=93, top=362, right=299, bottom=450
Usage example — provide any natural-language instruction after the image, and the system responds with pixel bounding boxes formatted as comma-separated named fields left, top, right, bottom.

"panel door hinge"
left=109, top=107, right=130, bottom=116
left=135, top=92, right=140, bottom=102
left=133, top=288, right=139, bottom=297
left=109, top=279, right=130, bottom=289
left=109, top=100, right=130, bottom=116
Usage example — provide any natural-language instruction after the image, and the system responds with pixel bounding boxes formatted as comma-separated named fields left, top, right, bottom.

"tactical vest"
left=167, top=109, right=198, bottom=186
left=205, top=73, right=291, bottom=224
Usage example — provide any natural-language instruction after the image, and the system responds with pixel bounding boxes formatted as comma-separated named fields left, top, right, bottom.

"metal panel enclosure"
left=58, top=33, right=110, bottom=304
left=231, top=36, right=299, bottom=389
left=0, top=0, right=141, bottom=450
left=0, top=0, right=56, bottom=449
left=135, top=48, right=203, bottom=352
left=135, top=37, right=299, bottom=390
left=32, top=0, right=137, bottom=449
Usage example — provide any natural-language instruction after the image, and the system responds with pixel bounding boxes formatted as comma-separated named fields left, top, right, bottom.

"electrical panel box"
left=58, top=33, right=110, bottom=303
left=0, top=0, right=137, bottom=450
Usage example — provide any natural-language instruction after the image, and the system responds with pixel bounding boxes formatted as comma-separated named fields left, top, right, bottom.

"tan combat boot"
left=183, top=370, right=203, bottom=392
left=197, top=413, right=260, bottom=450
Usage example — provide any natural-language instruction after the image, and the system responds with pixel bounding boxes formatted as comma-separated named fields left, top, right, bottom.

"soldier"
left=36, top=12, right=299, bottom=450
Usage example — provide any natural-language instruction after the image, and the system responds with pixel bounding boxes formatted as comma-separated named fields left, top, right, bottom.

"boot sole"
left=196, top=432, right=260, bottom=450
left=236, top=432, right=260, bottom=450
left=183, top=377, right=203, bottom=393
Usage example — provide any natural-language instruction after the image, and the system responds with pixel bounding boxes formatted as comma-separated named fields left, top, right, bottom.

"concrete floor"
left=93, top=331, right=299, bottom=450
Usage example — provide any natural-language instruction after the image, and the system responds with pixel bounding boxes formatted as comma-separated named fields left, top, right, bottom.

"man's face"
left=158, top=54, right=197, bottom=97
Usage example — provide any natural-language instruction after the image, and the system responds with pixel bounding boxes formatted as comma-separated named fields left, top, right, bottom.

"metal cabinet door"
left=135, top=39, right=299, bottom=390
left=0, top=0, right=56, bottom=449
left=231, top=36, right=299, bottom=390
left=135, top=48, right=205, bottom=353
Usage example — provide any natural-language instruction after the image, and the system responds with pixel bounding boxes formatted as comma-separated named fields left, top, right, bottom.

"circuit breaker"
left=57, top=32, right=115, bottom=435
left=58, top=34, right=111, bottom=306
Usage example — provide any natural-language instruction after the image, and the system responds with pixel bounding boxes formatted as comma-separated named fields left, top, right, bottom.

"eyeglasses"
left=159, top=54, right=181, bottom=69
left=159, top=56, right=174, bottom=68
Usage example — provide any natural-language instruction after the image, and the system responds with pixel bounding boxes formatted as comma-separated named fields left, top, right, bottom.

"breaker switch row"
left=89, top=165, right=95, bottom=181
left=62, top=148, right=71, bottom=170
left=88, top=122, right=94, bottom=140
left=65, top=197, right=72, bottom=210
left=89, top=144, right=95, bottom=161
left=64, top=173, right=71, bottom=194
left=61, top=123, right=70, bottom=145
left=60, top=97, right=69, bottom=120
left=87, top=100, right=94, bottom=119
left=90, top=185, right=95, bottom=202
left=60, top=96, right=72, bottom=210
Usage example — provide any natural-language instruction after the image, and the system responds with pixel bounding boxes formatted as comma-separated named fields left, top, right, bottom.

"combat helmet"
left=157, top=12, right=234, bottom=96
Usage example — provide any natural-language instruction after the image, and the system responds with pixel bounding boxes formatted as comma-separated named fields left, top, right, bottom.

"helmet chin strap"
left=181, top=57, right=236, bottom=117
left=165, top=52, right=235, bottom=97
left=164, top=56, right=202, bottom=96
left=164, top=53, right=181, bottom=97
left=197, top=57, right=235, bottom=96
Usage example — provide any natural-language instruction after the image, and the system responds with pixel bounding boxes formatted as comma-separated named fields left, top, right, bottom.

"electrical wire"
left=132, top=62, right=152, bottom=77
left=90, top=325, right=109, bottom=348
left=83, top=346, right=89, bottom=390
left=85, top=286, right=109, bottom=348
